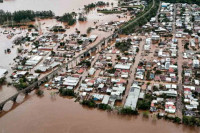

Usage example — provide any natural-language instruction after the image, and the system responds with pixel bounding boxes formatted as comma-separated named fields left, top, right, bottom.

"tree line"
left=84, top=1, right=108, bottom=11
left=0, top=10, right=54, bottom=25
left=56, top=12, right=77, bottom=26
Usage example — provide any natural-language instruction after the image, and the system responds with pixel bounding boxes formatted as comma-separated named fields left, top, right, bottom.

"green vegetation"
left=121, top=5, right=143, bottom=9
left=182, top=116, right=200, bottom=126
left=155, top=70, right=162, bottom=75
left=81, top=99, right=97, bottom=108
left=174, top=117, right=181, bottom=124
left=84, top=1, right=107, bottom=11
left=147, top=82, right=151, bottom=86
left=137, top=99, right=151, bottom=110
left=57, top=12, right=76, bottom=26
left=107, top=68, right=116, bottom=74
left=79, top=60, right=91, bottom=67
left=98, top=103, right=112, bottom=110
left=120, top=0, right=160, bottom=34
left=59, top=88, right=75, bottom=96
left=142, top=111, right=149, bottom=118
left=162, top=116, right=181, bottom=124
left=87, top=27, right=92, bottom=34
left=162, top=0, right=200, bottom=5
left=78, top=15, right=87, bottom=21
left=115, top=39, right=132, bottom=53
left=50, top=26, right=66, bottom=32
left=0, top=77, right=6, bottom=85
left=35, top=70, right=42, bottom=73
left=14, top=77, right=28, bottom=90
left=97, top=9, right=123, bottom=14
left=0, top=10, right=54, bottom=25
left=35, top=89, right=44, bottom=96
left=137, top=94, right=152, bottom=110
left=119, top=107, right=139, bottom=115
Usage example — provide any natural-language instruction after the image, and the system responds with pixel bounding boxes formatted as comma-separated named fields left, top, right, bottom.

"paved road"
left=173, top=4, right=184, bottom=117
left=176, top=38, right=184, bottom=118
left=155, top=1, right=161, bottom=23
left=122, top=37, right=146, bottom=105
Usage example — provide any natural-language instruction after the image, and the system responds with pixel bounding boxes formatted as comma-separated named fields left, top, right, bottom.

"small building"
left=0, top=68, right=8, bottom=78
left=89, top=35, right=98, bottom=42
left=124, top=84, right=141, bottom=110
left=193, top=59, right=199, bottom=68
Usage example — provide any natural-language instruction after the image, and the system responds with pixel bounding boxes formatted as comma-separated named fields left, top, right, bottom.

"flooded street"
left=0, top=90, right=199, bottom=133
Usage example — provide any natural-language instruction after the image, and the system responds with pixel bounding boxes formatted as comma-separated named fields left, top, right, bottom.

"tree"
left=81, top=99, right=96, bottom=108
left=155, top=70, right=162, bottom=75
left=58, top=13, right=76, bottom=26
left=79, top=60, right=91, bottom=67
left=143, top=111, right=149, bottom=118
left=173, top=117, right=181, bottom=124
left=119, top=107, right=139, bottom=115
left=35, top=89, right=44, bottom=96
left=87, top=27, right=92, bottom=34
left=59, top=88, right=75, bottom=96
left=98, top=104, right=112, bottom=111
left=137, top=99, right=151, bottom=110
left=0, top=77, right=6, bottom=85
left=107, top=68, right=116, bottom=74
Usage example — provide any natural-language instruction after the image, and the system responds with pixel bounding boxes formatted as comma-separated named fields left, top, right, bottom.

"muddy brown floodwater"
left=0, top=0, right=118, bottom=15
left=0, top=90, right=200, bottom=133
left=0, top=0, right=200, bottom=132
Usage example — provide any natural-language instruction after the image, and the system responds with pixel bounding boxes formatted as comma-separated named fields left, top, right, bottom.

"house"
left=25, top=56, right=43, bottom=66
left=0, top=68, right=8, bottom=78
left=63, top=76, right=80, bottom=88
left=102, top=95, right=110, bottom=104
left=88, top=68, right=96, bottom=76
left=193, top=59, right=199, bottom=68
left=114, top=64, right=131, bottom=70
left=165, top=101, right=176, bottom=114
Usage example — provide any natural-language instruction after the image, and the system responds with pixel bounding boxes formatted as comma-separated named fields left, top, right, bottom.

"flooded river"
left=0, top=0, right=128, bottom=102
left=0, top=0, right=200, bottom=133
left=0, top=90, right=199, bottom=133
left=0, top=0, right=118, bottom=15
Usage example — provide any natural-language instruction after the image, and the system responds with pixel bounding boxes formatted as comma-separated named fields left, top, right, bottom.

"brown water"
left=0, top=35, right=17, bottom=69
left=0, top=0, right=127, bottom=101
left=0, top=1, right=200, bottom=132
left=0, top=90, right=199, bottom=133
left=0, top=0, right=118, bottom=15
left=0, top=85, right=18, bottom=103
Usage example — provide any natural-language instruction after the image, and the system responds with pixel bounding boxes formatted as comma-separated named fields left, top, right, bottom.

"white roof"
left=114, top=64, right=131, bottom=70
left=0, top=68, right=7, bottom=78
left=63, top=76, right=79, bottom=86
left=102, top=95, right=110, bottom=104
left=124, top=84, right=141, bottom=110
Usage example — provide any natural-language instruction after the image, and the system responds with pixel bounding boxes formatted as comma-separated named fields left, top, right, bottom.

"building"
left=25, top=56, right=43, bottom=66
left=193, top=59, right=199, bottom=68
left=63, top=76, right=80, bottom=88
left=124, top=84, right=141, bottom=110
left=0, top=68, right=7, bottom=78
